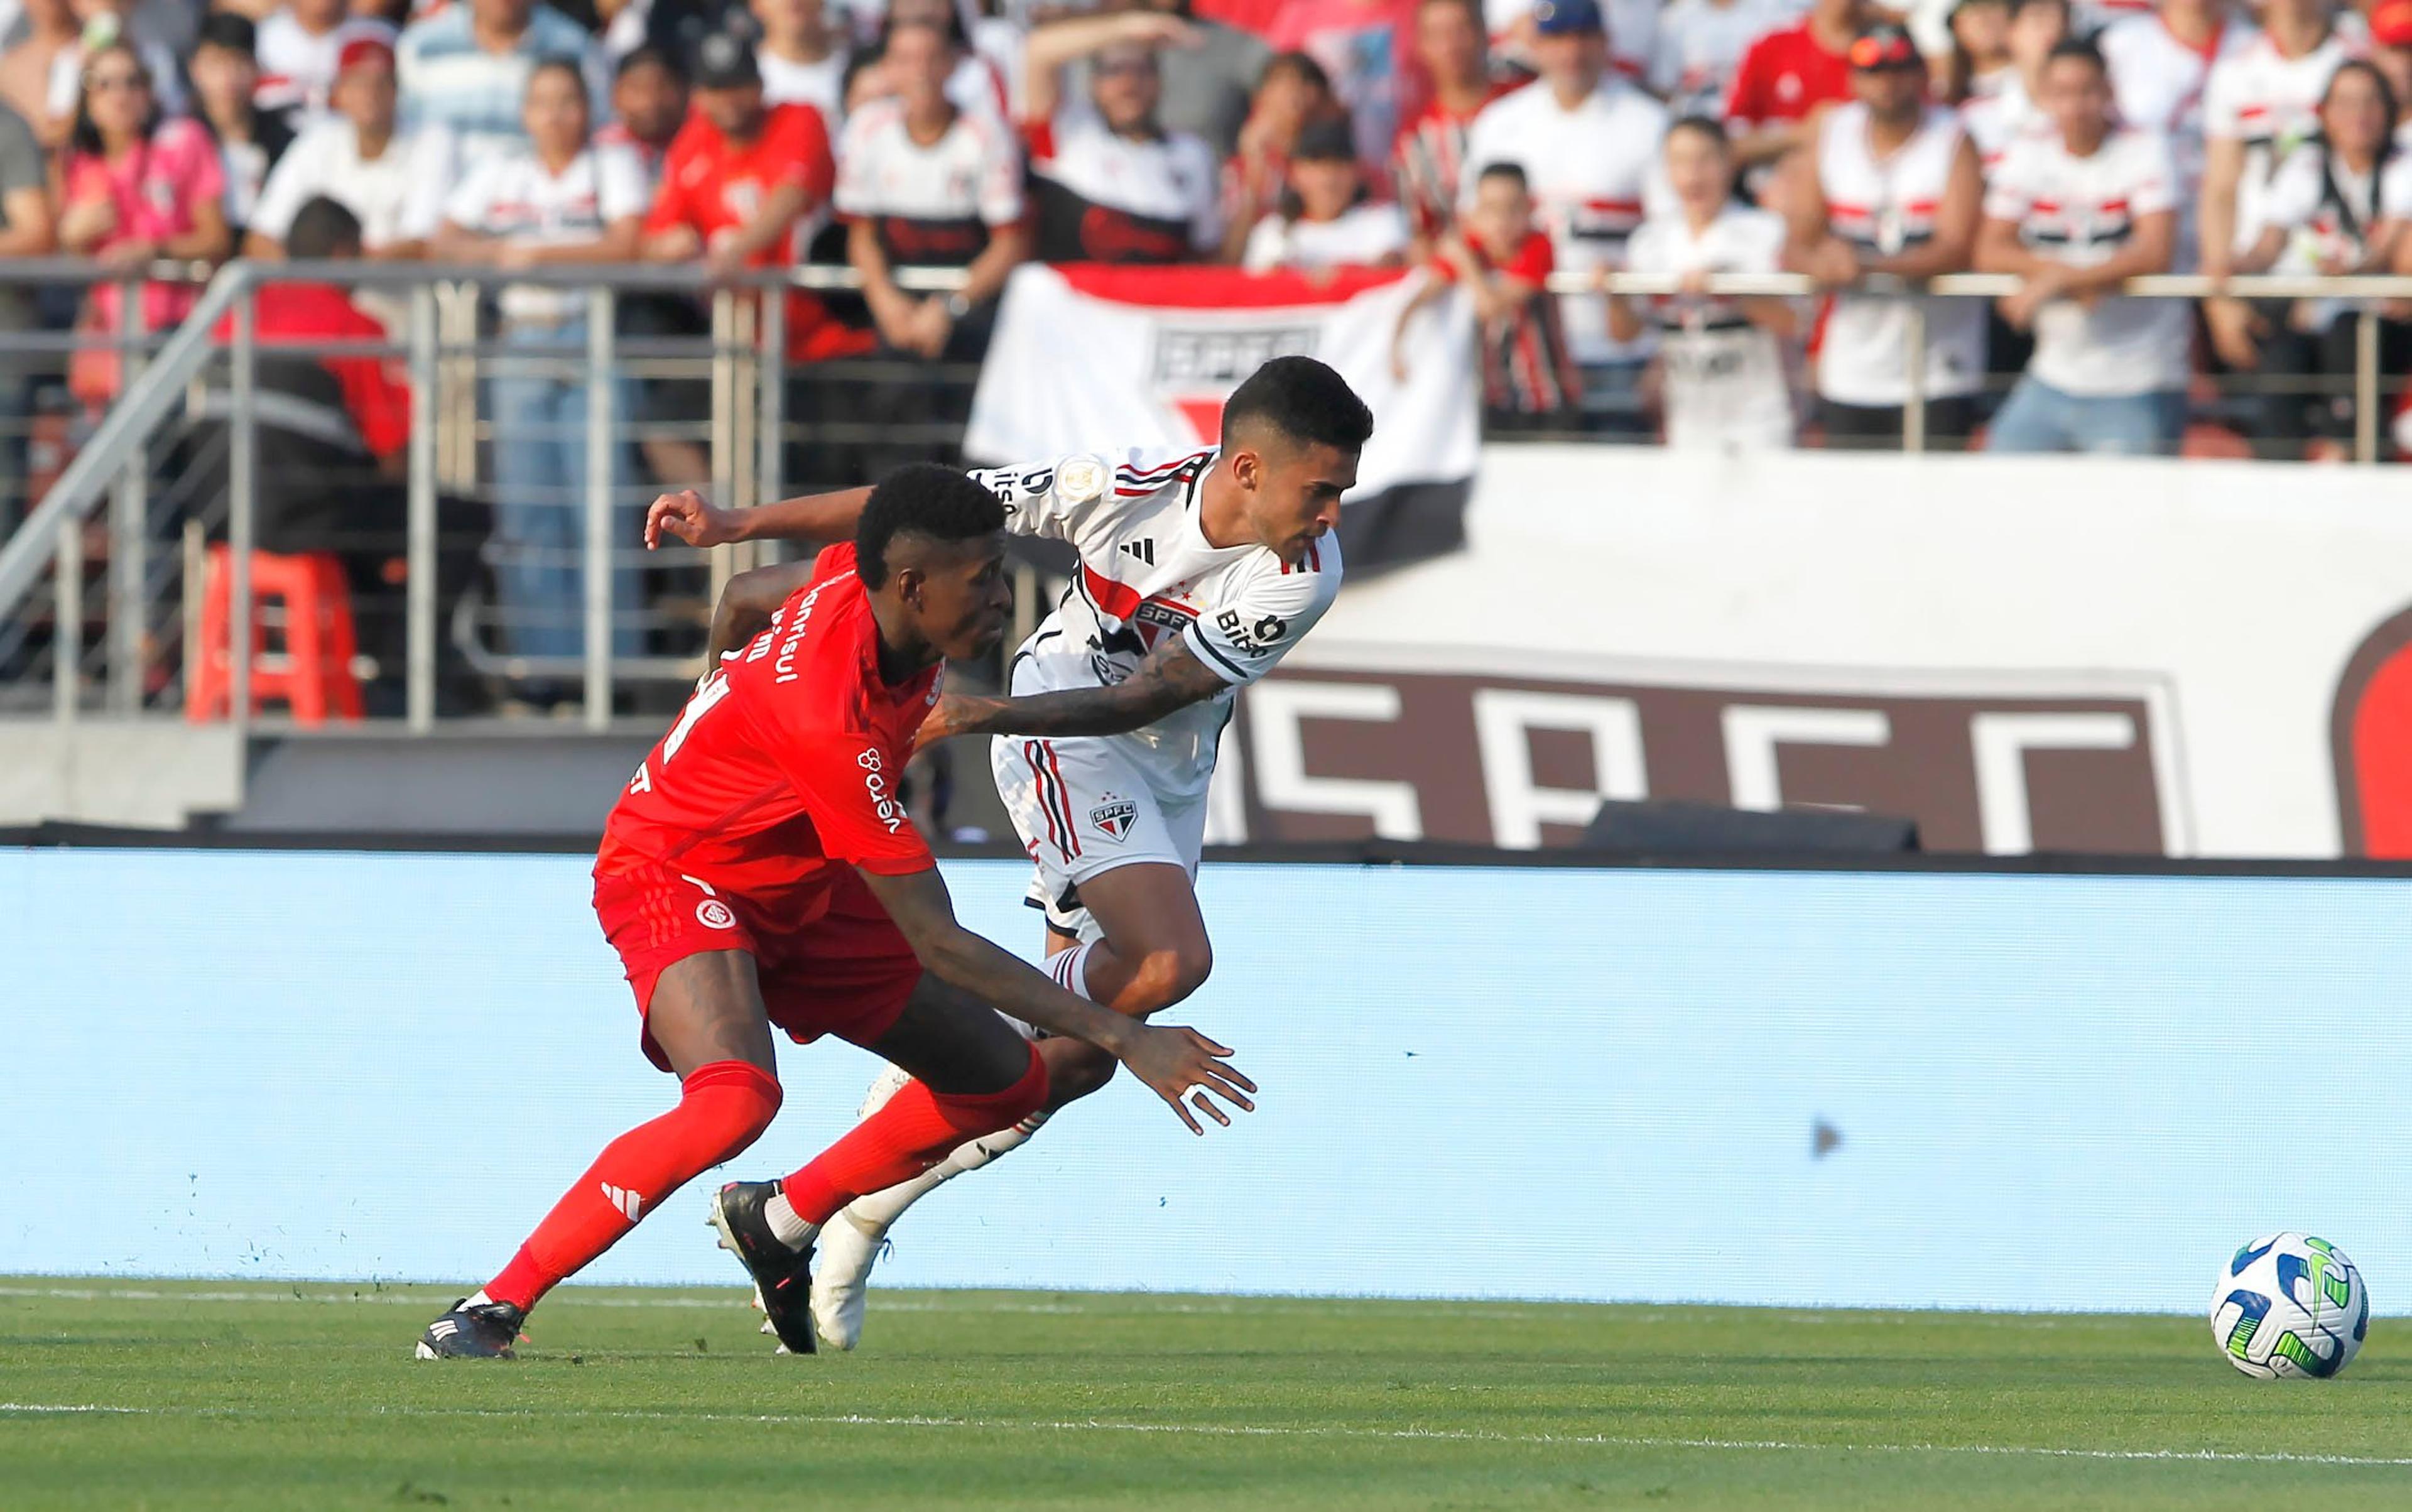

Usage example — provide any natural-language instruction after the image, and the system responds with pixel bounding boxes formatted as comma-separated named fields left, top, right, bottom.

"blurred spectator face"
left=2006, top=0, right=2068, bottom=74
left=2318, top=63, right=2394, bottom=161
left=1815, top=0, right=1867, bottom=28
left=190, top=38, right=259, bottom=124
left=1663, top=121, right=1731, bottom=212
left=613, top=55, right=687, bottom=146
left=751, top=0, right=824, bottom=50
left=1253, top=55, right=1332, bottom=141
left=1532, top=26, right=1608, bottom=97
left=887, top=21, right=955, bottom=113
left=335, top=50, right=399, bottom=136
left=470, top=0, right=536, bottom=37
left=23, top=0, right=72, bottom=33
left=1288, top=146, right=1360, bottom=220
left=1850, top=52, right=1924, bottom=122
left=2039, top=51, right=2109, bottom=143
left=523, top=62, right=590, bottom=160
left=1092, top=43, right=1161, bottom=133
left=697, top=78, right=766, bottom=138
left=1950, top=0, right=2011, bottom=73
left=1465, top=168, right=1533, bottom=256
left=81, top=45, right=149, bottom=142
left=293, top=0, right=347, bottom=29
left=1414, top=0, right=1486, bottom=89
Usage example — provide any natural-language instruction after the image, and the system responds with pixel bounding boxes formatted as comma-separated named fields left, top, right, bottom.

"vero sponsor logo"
left=857, top=748, right=906, bottom=833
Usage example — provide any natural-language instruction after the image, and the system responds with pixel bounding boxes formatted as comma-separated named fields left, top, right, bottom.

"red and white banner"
left=964, top=264, right=1479, bottom=555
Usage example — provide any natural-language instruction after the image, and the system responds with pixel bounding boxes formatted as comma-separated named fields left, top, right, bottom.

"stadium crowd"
left=9, top=0, right=2411, bottom=704
left=0, top=0, right=2403, bottom=449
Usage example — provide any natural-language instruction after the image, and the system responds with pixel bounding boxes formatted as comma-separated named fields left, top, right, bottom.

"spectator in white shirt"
left=1242, top=114, right=1411, bottom=274
left=1611, top=116, right=1800, bottom=450
left=754, top=0, right=850, bottom=121
left=251, top=0, right=353, bottom=117
left=2224, top=60, right=2412, bottom=453
left=246, top=35, right=454, bottom=261
left=593, top=41, right=686, bottom=194
left=1976, top=38, right=2187, bottom=453
left=435, top=57, right=648, bottom=688
left=1462, top=0, right=1670, bottom=433
left=2199, top=0, right=2352, bottom=290
left=1021, top=8, right=1222, bottom=263
left=1962, top=0, right=2067, bottom=170
left=395, top=0, right=609, bottom=170
left=1649, top=0, right=1788, bottom=119
left=839, top=16, right=1028, bottom=359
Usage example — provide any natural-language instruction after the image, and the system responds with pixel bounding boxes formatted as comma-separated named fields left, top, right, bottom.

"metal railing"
left=1, top=259, right=2406, bottom=738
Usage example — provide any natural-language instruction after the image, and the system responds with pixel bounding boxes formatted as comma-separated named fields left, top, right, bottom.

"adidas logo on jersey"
left=600, top=1182, right=643, bottom=1222
left=1120, top=539, right=1155, bottom=566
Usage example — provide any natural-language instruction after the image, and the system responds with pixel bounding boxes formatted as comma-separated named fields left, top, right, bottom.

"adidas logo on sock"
left=600, top=1182, right=644, bottom=1221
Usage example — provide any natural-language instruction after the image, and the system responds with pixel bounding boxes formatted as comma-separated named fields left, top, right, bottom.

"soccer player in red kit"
left=415, top=465, right=1253, bottom=1360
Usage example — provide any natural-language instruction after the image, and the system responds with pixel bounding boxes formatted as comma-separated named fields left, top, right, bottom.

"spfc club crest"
left=1089, top=794, right=1139, bottom=842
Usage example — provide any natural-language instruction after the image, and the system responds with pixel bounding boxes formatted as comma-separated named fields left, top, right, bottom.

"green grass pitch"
left=4, top=1278, right=2409, bottom=1509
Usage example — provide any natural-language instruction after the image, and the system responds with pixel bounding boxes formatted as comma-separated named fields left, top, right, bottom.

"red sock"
left=486, top=1059, right=781, bottom=1312
left=779, top=1045, right=1048, bottom=1226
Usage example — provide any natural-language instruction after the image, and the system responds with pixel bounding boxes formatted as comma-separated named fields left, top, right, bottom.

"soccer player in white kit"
left=645, top=357, right=1374, bottom=1349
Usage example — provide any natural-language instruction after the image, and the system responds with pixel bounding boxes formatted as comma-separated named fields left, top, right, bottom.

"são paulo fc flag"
left=965, top=263, right=1480, bottom=569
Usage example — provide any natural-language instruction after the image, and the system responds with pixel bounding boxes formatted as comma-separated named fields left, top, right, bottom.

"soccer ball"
left=2210, top=1232, right=2370, bottom=1379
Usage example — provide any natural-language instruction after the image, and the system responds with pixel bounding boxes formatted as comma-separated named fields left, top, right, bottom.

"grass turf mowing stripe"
left=10, top=1399, right=2412, bottom=1469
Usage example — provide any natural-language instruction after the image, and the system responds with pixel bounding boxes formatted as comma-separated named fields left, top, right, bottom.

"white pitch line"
left=0, top=1285, right=1561, bottom=1322
left=4, top=1400, right=2409, bottom=1470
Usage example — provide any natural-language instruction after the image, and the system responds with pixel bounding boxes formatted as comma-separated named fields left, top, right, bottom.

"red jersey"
left=1724, top=23, right=1855, bottom=129
left=598, top=543, right=940, bottom=898
left=212, top=282, right=410, bottom=459
left=646, top=102, right=835, bottom=265
left=645, top=102, right=869, bottom=362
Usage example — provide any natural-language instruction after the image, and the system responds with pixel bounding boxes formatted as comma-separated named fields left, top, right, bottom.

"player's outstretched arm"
left=644, top=485, right=876, bottom=552
left=705, top=560, right=820, bottom=662
left=857, top=864, right=1256, bottom=1134
left=918, top=636, right=1229, bottom=746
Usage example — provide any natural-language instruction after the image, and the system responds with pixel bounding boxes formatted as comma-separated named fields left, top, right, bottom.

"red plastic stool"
left=187, top=545, right=365, bottom=724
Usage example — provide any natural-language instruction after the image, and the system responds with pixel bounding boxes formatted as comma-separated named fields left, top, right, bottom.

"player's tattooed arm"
left=916, top=636, right=1229, bottom=744
left=644, top=485, right=875, bottom=551
left=705, top=560, right=818, bottom=662
left=856, top=865, right=1256, bottom=1135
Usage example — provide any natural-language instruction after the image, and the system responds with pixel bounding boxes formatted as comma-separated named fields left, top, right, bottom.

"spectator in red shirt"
left=1393, top=160, right=1579, bottom=426
left=206, top=195, right=489, bottom=710
left=1725, top=0, right=1871, bottom=171
left=640, top=31, right=869, bottom=491
left=1393, top=0, right=1516, bottom=250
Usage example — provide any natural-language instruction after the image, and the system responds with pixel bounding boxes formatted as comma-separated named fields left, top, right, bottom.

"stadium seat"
left=187, top=546, right=365, bottom=724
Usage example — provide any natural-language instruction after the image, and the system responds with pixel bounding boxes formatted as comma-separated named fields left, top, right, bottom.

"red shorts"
left=592, top=858, right=921, bottom=1070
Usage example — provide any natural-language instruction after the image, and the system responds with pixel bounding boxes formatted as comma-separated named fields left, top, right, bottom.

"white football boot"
left=808, top=1063, right=914, bottom=1351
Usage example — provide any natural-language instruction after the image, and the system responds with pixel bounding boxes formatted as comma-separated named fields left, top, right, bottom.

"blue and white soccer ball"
left=2210, top=1232, right=2370, bottom=1379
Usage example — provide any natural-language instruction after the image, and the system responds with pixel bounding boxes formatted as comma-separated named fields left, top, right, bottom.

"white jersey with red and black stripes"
left=1812, top=101, right=1989, bottom=406
left=968, top=447, right=1343, bottom=805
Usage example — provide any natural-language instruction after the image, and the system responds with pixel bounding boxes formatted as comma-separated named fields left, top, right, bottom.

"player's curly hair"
left=1222, top=356, right=1375, bottom=455
left=856, top=462, right=1007, bottom=589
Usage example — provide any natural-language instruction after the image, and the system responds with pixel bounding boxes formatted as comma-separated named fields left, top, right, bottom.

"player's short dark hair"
left=2043, top=35, right=2107, bottom=73
left=856, top=463, right=1008, bottom=590
left=1221, top=356, right=1375, bottom=457
left=285, top=196, right=363, bottom=259
left=1474, top=161, right=1529, bottom=193
left=1666, top=114, right=1729, bottom=152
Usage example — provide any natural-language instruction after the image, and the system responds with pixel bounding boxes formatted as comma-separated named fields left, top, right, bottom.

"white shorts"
left=990, top=731, right=1207, bottom=942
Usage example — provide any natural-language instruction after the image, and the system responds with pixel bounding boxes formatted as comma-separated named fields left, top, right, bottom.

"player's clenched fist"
left=1117, top=1023, right=1256, bottom=1135
left=645, top=489, right=745, bottom=550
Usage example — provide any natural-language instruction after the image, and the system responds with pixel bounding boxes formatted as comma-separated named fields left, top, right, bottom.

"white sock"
left=463, top=1290, right=494, bottom=1310
left=762, top=1190, right=819, bottom=1249
left=1047, top=940, right=1097, bottom=1002
left=846, top=1111, right=1050, bottom=1229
